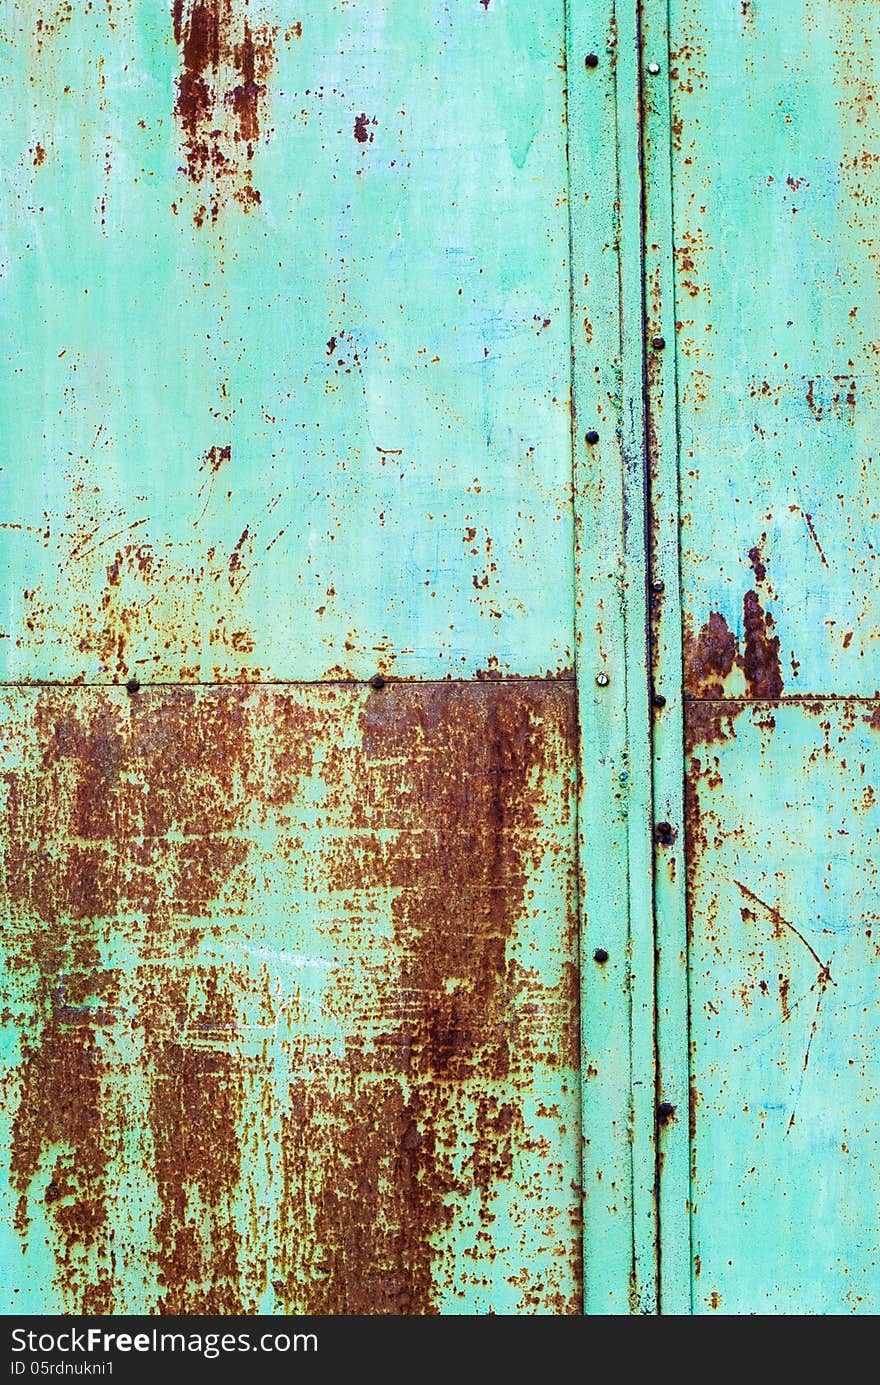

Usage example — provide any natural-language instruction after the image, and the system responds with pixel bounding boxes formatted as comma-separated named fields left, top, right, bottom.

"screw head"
left=655, top=820, right=675, bottom=846
left=652, top=334, right=666, bottom=350
left=585, top=429, right=600, bottom=446
left=652, top=578, right=665, bottom=594
left=369, top=673, right=386, bottom=691
left=593, top=947, right=609, bottom=965
left=653, top=692, right=667, bottom=709
left=585, top=52, right=599, bottom=68
left=595, top=671, right=609, bottom=687
left=647, top=60, right=661, bottom=75
left=125, top=678, right=140, bottom=695
left=657, top=1101, right=676, bottom=1124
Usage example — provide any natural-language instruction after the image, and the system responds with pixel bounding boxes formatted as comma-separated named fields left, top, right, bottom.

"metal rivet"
left=595, top=671, right=609, bottom=687
left=652, top=335, right=666, bottom=350
left=369, top=673, right=386, bottom=690
left=655, top=821, right=675, bottom=845
left=585, top=429, right=600, bottom=445
left=652, top=578, right=665, bottom=594
left=594, top=947, right=609, bottom=964
left=585, top=52, right=599, bottom=68
left=653, top=692, right=667, bottom=709
left=647, top=60, right=661, bottom=75
left=658, top=1101, right=676, bottom=1123
left=125, top=678, right=140, bottom=695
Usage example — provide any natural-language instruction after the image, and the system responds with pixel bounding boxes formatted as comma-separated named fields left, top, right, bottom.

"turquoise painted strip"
left=568, top=0, right=637, bottom=1313
left=613, top=2, right=659, bottom=1315
left=639, top=0, right=691, bottom=1315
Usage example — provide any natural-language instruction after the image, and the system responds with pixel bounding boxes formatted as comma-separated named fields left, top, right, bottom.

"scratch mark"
left=735, top=881, right=833, bottom=984
left=800, top=509, right=830, bottom=568
left=735, top=882, right=835, bottom=1136
left=65, top=519, right=150, bottom=567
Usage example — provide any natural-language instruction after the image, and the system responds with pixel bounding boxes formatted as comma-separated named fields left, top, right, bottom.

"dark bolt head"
left=653, top=692, right=667, bottom=709
left=652, top=578, right=665, bottom=593
left=125, top=678, right=140, bottom=695
left=655, top=820, right=675, bottom=846
left=585, top=53, right=599, bottom=68
left=585, top=429, right=600, bottom=446
left=652, top=334, right=666, bottom=350
left=369, top=673, right=386, bottom=691
left=593, top=947, right=609, bottom=965
left=657, top=1101, right=676, bottom=1124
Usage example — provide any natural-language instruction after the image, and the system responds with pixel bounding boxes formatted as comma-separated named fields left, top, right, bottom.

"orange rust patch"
left=171, top=1, right=277, bottom=223
left=741, top=590, right=783, bottom=699
left=278, top=683, right=580, bottom=1314
left=1, top=683, right=579, bottom=1313
left=684, top=610, right=737, bottom=697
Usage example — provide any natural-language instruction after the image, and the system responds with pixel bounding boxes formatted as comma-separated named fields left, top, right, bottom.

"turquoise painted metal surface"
left=0, top=0, right=574, bottom=682
left=0, top=0, right=586, bottom=1314
left=687, top=700, right=880, bottom=1313
left=3, top=0, right=879, bottom=1318
left=662, top=0, right=880, bottom=1314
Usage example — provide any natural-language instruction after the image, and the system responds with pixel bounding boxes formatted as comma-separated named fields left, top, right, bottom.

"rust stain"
left=1, top=688, right=316, bottom=1311
left=684, top=543, right=785, bottom=703
left=279, top=683, right=580, bottom=1314
left=148, top=975, right=246, bottom=1313
left=747, top=545, right=766, bottom=583
left=801, top=510, right=830, bottom=569
left=741, top=590, right=783, bottom=699
left=353, top=113, right=377, bottom=144
left=171, top=1, right=277, bottom=223
left=1, top=683, right=578, bottom=1313
left=18, top=459, right=270, bottom=681
left=683, top=609, right=737, bottom=697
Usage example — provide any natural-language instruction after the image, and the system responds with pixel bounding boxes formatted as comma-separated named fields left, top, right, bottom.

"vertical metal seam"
left=639, top=0, right=693, bottom=1314
left=561, top=0, right=588, bottom=1314
left=613, top=0, right=659, bottom=1313
left=568, top=0, right=646, bottom=1312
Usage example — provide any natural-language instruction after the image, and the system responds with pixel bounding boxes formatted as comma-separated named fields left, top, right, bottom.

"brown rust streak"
left=172, top=2, right=277, bottom=223
left=1, top=688, right=318, bottom=1311
left=683, top=609, right=737, bottom=697
left=741, top=590, right=783, bottom=699
left=278, top=682, right=579, bottom=1314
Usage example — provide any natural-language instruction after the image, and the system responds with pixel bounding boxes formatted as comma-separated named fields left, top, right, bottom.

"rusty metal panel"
left=0, top=681, right=580, bottom=1313
left=0, top=1, right=574, bottom=682
left=686, top=701, right=880, bottom=1314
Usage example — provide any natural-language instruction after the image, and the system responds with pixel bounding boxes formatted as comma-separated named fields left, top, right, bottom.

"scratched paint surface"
left=671, top=0, right=880, bottom=694
left=0, top=1, right=573, bottom=682
left=0, top=682, right=580, bottom=1313
left=667, top=0, right=880, bottom=1312
left=686, top=702, right=880, bottom=1314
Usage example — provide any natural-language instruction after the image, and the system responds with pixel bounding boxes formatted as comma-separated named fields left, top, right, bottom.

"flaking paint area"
left=172, top=0, right=278, bottom=223
left=0, top=682, right=580, bottom=1314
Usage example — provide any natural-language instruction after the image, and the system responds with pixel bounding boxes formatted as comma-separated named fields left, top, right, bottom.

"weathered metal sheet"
left=670, top=0, right=880, bottom=696
left=686, top=701, right=880, bottom=1314
left=0, top=681, right=580, bottom=1313
left=0, top=1, right=574, bottom=682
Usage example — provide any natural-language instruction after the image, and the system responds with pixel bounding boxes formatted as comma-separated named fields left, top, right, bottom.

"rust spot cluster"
left=683, top=541, right=785, bottom=727
left=171, top=1, right=278, bottom=223
left=1, top=683, right=579, bottom=1313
